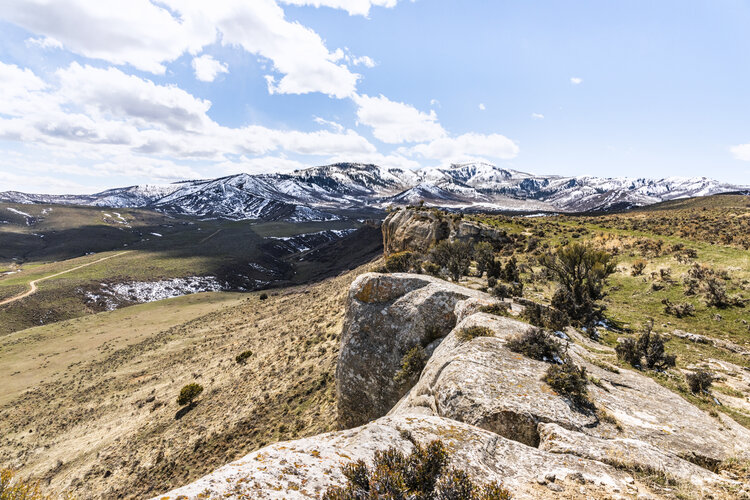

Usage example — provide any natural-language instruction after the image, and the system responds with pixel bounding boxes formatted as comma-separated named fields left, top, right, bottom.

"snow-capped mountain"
left=0, top=162, right=741, bottom=220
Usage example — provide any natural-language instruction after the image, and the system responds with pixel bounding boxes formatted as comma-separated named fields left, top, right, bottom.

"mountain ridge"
left=0, top=162, right=741, bottom=221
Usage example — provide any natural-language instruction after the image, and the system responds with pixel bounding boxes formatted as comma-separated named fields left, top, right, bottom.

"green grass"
left=0, top=203, right=369, bottom=336
left=469, top=194, right=750, bottom=429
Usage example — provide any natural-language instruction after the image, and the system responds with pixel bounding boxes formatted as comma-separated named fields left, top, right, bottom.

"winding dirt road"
left=0, top=251, right=131, bottom=307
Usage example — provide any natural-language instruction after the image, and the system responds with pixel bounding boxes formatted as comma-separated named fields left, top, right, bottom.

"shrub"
left=500, top=257, right=520, bottom=283
left=393, top=346, right=427, bottom=386
left=473, top=242, right=495, bottom=277
left=662, top=299, right=695, bottom=318
left=491, top=282, right=523, bottom=300
left=638, top=329, right=676, bottom=370
left=430, top=240, right=474, bottom=282
left=519, top=301, right=569, bottom=331
left=322, top=439, right=511, bottom=500
left=615, top=324, right=675, bottom=370
left=486, top=258, right=502, bottom=280
left=544, top=361, right=590, bottom=408
left=385, top=251, right=421, bottom=273
left=479, top=303, right=510, bottom=317
left=541, top=243, right=615, bottom=326
left=615, top=338, right=641, bottom=367
left=259, top=293, right=268, bottom=301
left=457, top=326, right=495, bottom=342
left=506, top=328, right=562, bottom=363
left=686, top=370, right=714, bottom=394
left=423, top=261, right=441, bottom=277
left=631, top=259, right=647, bottom=276
left=177, top=383, right=204, bottom=406
left=235, top=350, right=253, bottom=364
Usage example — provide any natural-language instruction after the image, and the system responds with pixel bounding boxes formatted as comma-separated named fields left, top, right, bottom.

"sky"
left=0, top=0, right=749, bottom=194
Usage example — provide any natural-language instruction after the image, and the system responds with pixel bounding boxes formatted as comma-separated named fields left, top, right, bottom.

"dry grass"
left=0, top=262, right=374, bottom=499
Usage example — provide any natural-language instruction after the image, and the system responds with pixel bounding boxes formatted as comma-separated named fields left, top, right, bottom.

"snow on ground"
left=267, top=228, right=356, bottom=252
left=149, top=233, right=163, bottom=237
left=85, top=276, right=223, bottom=310
left=6, top=207, right=31, bottom=217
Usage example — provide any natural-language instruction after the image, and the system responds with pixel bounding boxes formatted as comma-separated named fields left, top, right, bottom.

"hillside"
left=0, top=264, right=376, bottom=498
left=0, top=202, right=379, bottom=336
left=1, top=194, right=749, bottom=499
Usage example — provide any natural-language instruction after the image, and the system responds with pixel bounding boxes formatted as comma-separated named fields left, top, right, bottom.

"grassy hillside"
left=463, top=194, right=750, bottom=428
left=0, top=202, right=379, bottom=336
left=0, top=262, right=377, bottom=499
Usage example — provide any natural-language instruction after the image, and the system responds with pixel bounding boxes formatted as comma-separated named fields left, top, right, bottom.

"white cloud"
left=217, top=155, right=309, bottom=175
left=1, top=0, right=362, bottom=97
left=0, top=61, right=376, bottom=167
left=730, top=143, right=750, bottom=161
left=57, top=63, right=212, bottom=133
left=25, top=36, right=63, bottom=50
left=430, top=99, right=440, bottom=107
left=478, top=103, right=486, bottom=111
left=314, top=116, right=345, bottom=133
left=403, top=133, right=519, bottom=162
left=570, top=77, right=583, bottom=85
left=192, top=55, right=229, bottom=82
left=531, top=113, right=544, bottom=120
left=278, top=0, right=399, bottom=16
left=350, top=55, right=376, bottom=68
left=354, top=94, right=446, bottom=144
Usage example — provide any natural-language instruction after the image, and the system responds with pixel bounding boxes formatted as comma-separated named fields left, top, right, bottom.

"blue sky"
left=0, top=0, right=748, bottom=193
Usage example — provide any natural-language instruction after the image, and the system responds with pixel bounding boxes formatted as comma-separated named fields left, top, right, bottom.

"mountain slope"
left=0, top=162, right=740, bottom=219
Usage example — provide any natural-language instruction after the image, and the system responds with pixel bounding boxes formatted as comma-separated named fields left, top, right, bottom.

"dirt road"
left=0, top=251, right=131, bottom=307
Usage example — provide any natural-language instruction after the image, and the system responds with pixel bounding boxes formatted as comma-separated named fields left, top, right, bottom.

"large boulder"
left=335, top=273, right=495, bottom=429
left=382, top=208, right=449, bottom=255
left=152, top=415, right=650, bottom=500
left=390, top=313, right=596, bottom=447
left=391, top=303, right=750, bottom=468
left=382, top=208, right=510, bottom=256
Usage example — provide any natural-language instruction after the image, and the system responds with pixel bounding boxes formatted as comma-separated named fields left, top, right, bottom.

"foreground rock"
left=154, top=415, right=647, bottom=500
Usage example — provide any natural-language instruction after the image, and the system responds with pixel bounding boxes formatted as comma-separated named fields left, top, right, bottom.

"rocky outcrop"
left=155, top=415, right=652, bottom=500
left=391, top=305, right=750, bottom=467
left=156, top=273, right=750, bottom=499
left=336, top=272, right=495, bottom=429
left=382, top=207, right=509, bottom=256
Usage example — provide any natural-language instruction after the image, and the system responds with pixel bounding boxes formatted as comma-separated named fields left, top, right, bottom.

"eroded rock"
left=153, top=415, right=644, bottom=500
left=336, top=273, right=495, bottom=429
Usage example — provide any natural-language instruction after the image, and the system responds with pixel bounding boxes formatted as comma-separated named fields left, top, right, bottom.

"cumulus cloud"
left=1, top=0, right=361, bottom=97
left=0, top=61, right=376, bottom=172
left=354, top=94, right=446, bottom=144
left=478, top=103, right=486, bottom=111
left=730, top=143, right=750, bottom=161
left=570, top=77, right=583, bottom=85
left=402, top=133, right=519, bottom=162
left=192, top=55, right=229, bottom=82
left=278, top=0, right=399, bottom=16
left=531, top=113, right=544, bottom=120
